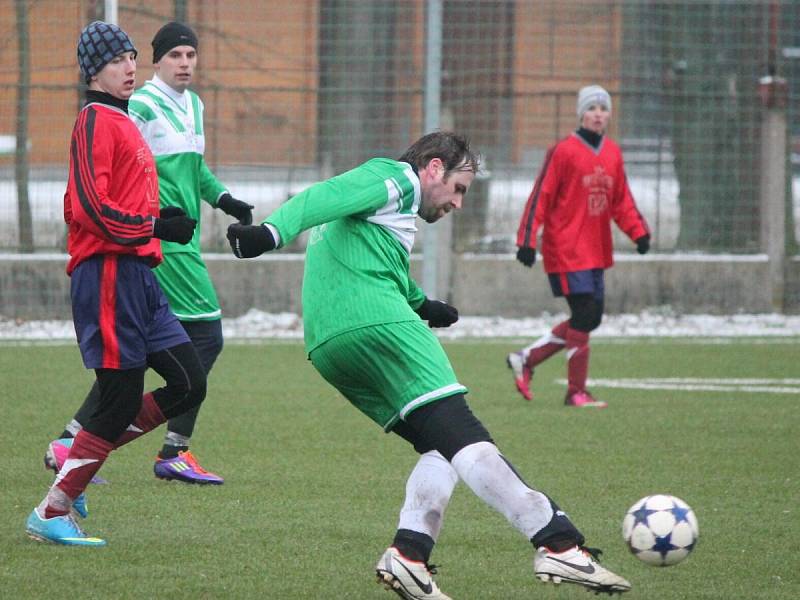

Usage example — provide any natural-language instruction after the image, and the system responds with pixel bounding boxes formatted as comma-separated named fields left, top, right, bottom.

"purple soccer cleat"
left=154, top=450, right=224, bottom=485
left=44, top=438, right=108, bottom=484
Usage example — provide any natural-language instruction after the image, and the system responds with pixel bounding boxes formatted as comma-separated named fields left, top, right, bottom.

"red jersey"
left=516, top=132, right=649, bottom=274
left=64, top=101, right=161, bottom=275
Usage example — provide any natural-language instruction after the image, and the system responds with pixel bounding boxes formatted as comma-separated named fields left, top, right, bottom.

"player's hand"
left=227, top=223, right=275, bottom=258
left=159, top=206, right=186, bottom=219
left=218, top=193, right=254, bottom=225
left=635, top=234, right=650, bottom=255
left=516, top=246, right=537, bottom=267
left=152, top=213, right=197, bottom=245
left=415, top=298, right=459, bottom=328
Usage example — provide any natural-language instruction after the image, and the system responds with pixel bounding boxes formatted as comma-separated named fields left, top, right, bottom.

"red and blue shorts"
left=548, top=268, right=605, bottom=301
left=70, top=254, right=190, bottom=370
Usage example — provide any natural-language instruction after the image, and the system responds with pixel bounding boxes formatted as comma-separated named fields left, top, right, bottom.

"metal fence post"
left=758, top=75, right=788, bottom=311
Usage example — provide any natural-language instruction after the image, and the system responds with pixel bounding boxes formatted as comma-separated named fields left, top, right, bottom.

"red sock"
left=525, top=320, right=570, bottom=368
left=46, top=429, right=113, bottom=517
left=114, top=392, right=166, bottom=448
left=565, top=328, right=590, bottom=395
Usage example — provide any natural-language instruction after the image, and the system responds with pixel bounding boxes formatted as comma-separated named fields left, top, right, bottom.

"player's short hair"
left=398, top=132, right=480, bottom=176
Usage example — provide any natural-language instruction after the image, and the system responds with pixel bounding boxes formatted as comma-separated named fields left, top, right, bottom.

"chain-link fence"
left=2, top=0, right=797, bottom=251
left=0, top=1, right=798, bottom=315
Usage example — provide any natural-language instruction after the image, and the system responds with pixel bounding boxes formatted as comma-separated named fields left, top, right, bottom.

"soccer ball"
left=622, top=494, right=699, bottom=566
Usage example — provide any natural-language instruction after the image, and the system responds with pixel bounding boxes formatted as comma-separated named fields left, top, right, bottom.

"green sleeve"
left=406, top=277, right=426, bottom=310
left=199, top=159, right=227, bottom=206
left=264, top=167, right=388, bottom=247
left=128, top=99, right=156, bottom=125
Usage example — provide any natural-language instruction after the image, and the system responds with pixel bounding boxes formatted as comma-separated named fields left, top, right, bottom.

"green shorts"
left=310, top=321, right=467, bottom=431
left=154, top=252, right=221, bottom=321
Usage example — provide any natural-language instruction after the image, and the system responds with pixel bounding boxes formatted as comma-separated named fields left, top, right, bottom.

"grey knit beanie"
left=576, top=85, right=612, bottom=118
left=77, top=21, right=137, bottom=82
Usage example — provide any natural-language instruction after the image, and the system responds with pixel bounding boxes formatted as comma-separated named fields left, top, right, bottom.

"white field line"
left=559, top=378, right=800, bottom=395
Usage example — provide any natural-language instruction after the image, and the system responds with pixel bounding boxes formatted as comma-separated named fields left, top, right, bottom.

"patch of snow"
left=1, top=309, right=799, bottom=343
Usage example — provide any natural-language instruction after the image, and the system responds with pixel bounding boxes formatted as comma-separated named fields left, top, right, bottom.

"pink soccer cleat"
left=564, top=391, right=607, bottom=408
left=506, top=351, right=533, bottom=401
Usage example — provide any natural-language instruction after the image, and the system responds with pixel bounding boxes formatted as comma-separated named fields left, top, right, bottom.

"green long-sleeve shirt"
left=265, top=158, right=427, bottom=352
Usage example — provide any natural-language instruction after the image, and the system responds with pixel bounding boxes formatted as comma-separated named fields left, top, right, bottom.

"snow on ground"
left=2, top=309, right=799, bottom=343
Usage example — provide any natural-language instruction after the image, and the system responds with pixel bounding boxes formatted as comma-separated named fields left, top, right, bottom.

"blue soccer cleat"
left=71, top=493, right=88, bottom=519
left=25, top=508, right=106, bottom=547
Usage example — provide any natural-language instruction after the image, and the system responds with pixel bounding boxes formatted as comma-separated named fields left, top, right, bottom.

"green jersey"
left=265, top=158, right=427, bottom=352
left=129, top=75, right=227, bottom=320
left=128, top=76, right=227, bottom=255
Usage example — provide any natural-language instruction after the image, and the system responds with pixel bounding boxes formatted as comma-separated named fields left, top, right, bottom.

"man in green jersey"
left=227, top=132, right=631, bottom=598
left=45, top=22, right=252, bottom=485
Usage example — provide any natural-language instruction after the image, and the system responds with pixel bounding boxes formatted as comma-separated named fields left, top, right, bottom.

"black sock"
left=158, top=445, right=188, bottom=460
left=392, top=529, right=435, bottom=564
left=59, top=430, right=74, bottom=439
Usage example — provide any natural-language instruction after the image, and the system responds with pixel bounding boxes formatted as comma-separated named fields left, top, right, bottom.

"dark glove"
left=218, top=193, right=254, bottom=225
left=415, top=298, right=459, bottom=328
left=635, top=234, right=650, bottom=255
left=516, top=246, right=537, bottom=267
left=152, top=213, right=197, bottom=245
left=159, top=206, right=186, bottom=219
left=227, top=223, right=276, bottom=258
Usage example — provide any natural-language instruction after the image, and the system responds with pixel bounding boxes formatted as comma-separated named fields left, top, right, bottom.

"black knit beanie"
left=152, top=21, right=198, bottom=63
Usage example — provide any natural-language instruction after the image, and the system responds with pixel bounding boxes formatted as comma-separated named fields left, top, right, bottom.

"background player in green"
left=45, top=22, right=252, bottom=485
left=226, top=132, right=632, bottom=598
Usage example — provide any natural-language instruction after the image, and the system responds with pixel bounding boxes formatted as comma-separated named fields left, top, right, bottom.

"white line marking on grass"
left=558, top=378, right=800, bottom=395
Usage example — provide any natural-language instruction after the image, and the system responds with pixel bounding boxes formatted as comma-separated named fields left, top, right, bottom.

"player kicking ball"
left=227, top=132, right=631, bottom=596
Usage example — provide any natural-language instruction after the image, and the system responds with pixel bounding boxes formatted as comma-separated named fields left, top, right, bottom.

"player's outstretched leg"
left=449, top=441, right=630, bottom=594
left=533, top=545, right=630, bottom=594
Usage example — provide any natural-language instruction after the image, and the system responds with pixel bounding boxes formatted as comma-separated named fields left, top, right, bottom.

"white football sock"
left=164, top=430, right=191, bottom=448
left=451, top=441, right=553, bottom=539
left=65, top=419, right=83, bottom=437
left=397, top=450, right=459, bottom=541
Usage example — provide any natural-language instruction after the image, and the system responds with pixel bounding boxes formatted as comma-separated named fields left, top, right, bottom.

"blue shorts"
left=70, top=255, right=190, bottom=370
left=548, top=269, right=605, bottom=302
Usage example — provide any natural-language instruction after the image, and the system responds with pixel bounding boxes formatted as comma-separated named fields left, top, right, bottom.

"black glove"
left=227, top=223, right=276, bottom=258
left=516, top=246, right=537, bottom=267
left=218, top=193, right=254, bottom=225
left=152, top=212, right=197, bottom=245
left=415, top=298, right=459, bottom=328
left=635, top=234, right=650, bottom=255
left=159, top=206, right=186, bottom=219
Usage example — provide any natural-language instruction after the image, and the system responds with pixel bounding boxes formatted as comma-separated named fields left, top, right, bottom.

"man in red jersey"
left=26, top=21, right=206, bottom=546
left=508, top=85, right=650, bottom=408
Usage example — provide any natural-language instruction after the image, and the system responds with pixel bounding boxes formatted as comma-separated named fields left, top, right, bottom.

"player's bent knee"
left=405, top=393, right=493, bottom=462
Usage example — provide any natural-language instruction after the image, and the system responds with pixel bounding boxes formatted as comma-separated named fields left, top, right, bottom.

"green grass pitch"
left=2, top=338, right=798, bottom=599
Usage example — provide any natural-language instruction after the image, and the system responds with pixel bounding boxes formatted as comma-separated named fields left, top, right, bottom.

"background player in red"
left=508, top=85, right=650, bottom=408
left=26, top=21, right=206, bottom=546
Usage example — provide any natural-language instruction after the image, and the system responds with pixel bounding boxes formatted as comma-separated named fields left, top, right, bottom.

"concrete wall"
left=1, top=253, right=797, bottom=321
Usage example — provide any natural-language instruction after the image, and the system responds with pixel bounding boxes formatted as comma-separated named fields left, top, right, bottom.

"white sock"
left=37, top=486, right=71, bottom=516
left=397, top=451, right=459, bottom=541
left=164, top=431, right=191, bottom=448
left=451, top=441, right=553, bottom=539
left=65, top=419, right=83, bottom=437
left=522, top=331, right=565, bottom=357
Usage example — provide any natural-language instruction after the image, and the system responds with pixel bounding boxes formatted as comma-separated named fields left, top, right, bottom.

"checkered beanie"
left=77, top=21, right=137, bottom=82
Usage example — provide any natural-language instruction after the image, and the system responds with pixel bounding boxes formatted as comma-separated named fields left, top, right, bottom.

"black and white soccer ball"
left=622, top=494, right=699, bottom=566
